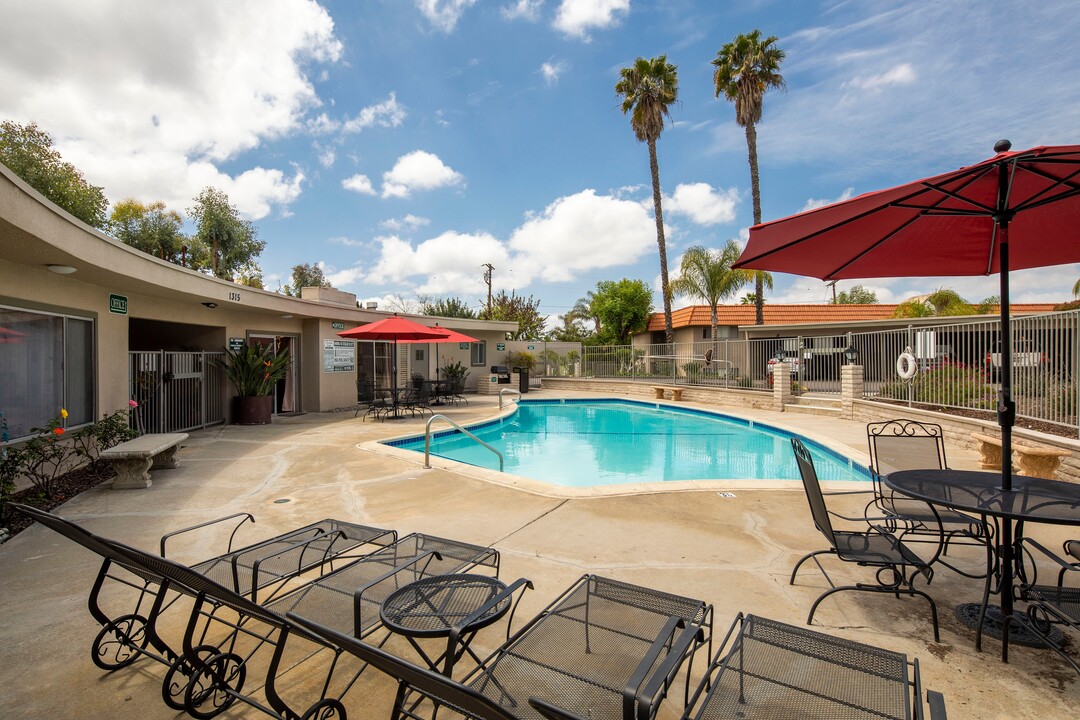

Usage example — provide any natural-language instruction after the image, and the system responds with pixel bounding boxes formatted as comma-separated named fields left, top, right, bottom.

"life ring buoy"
left=896, top=352, right=918, bottom=379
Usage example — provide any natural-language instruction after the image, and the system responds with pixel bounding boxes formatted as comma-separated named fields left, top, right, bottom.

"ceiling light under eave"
left=46, top=264, right=77, bottom=274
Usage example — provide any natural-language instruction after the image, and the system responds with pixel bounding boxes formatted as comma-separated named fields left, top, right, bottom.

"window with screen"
left=470, top=342, right=486, bottom=367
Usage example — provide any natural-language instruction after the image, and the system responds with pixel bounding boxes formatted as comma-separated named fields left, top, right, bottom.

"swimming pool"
left=388, top=399, right=871, bottom=487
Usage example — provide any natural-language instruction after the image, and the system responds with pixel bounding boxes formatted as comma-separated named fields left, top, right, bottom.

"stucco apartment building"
left=0, top=163, right=515, bottom=440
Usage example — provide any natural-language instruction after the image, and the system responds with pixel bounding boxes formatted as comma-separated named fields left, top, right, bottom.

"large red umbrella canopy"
left=336, top=315, right=450, bottom=341
left=734, top=140, right=1080, bottom=493
left=735, top=143, right=1080, bottom=280
left=398, top=324, right=479, bottom=344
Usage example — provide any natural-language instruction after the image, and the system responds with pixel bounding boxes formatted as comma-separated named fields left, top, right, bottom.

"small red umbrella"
left=337, top=315, right=450, bottom=393
left=734, top=140, right=1080, bottom=492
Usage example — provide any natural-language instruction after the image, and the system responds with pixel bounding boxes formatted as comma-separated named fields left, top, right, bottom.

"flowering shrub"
left=0, top=408, right=139, bottom=501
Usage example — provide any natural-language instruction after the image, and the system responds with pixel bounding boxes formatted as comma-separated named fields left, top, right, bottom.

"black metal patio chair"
left=788, top=438, right=943, bottom=641
left=363, top=387, right=397, bottom=422
left=867, top=419, right=994, bottom=578
left=1015, top=537, right=1080, bottom=675
left=11, top=503, right=395, bottom=678
left=680, top=613, right=948, bottom=720
left=288, top=574, right=712, bottom=720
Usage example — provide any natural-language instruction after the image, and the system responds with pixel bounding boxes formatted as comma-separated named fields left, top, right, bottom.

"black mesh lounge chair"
left=682, top=613, right=948, bottom=720
left=788, top=439, right=942, bottom=641
left=11, top=503, right=394, bottom=666
left=126, top=531, right=498, bottom=718
left=867, top=419, right=993, bottom=578
left=288, top=574, right=712, bottom=720
left=1015, top=537, right=1080, bottom=675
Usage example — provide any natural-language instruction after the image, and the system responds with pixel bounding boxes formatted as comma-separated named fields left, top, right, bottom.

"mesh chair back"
left=103, top=537, right=286, bottom=628
left=286, top=612, right=522, bottom=720
left=791, top=438, right=837, bottom=547
left=867, top=419, right=946, bottom=476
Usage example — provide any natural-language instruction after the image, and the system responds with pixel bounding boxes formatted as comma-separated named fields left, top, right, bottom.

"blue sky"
left=3, top=0, right=1079, bottom=322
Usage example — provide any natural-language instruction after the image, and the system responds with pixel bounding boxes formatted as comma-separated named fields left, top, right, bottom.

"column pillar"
left=841, top=364, right=864, bottom=419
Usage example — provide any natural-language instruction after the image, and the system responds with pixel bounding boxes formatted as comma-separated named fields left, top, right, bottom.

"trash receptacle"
left=512, top=367, right=530, bottom=393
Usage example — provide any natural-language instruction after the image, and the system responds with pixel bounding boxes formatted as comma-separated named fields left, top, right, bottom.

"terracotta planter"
left=233, top=395, right=273, bottom=425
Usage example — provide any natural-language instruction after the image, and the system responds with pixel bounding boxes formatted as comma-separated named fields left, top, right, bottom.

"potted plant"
left=440, top=361, right=470, bottom=395
left=213, top=342, right=291, bottom=425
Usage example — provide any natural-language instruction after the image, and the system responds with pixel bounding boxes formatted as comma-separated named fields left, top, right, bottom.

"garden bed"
left=1, top=465, right=117, bottom=541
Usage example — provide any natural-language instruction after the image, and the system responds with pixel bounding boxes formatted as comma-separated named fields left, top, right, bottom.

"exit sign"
left=109, top=294, right=128, bottom=315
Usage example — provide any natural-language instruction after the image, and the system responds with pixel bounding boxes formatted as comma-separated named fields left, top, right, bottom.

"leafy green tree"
left=893, top=288, right=978, bottom=318
left=421, top=296, right=478, bottom=319
left=109, top=199, right=186, bottom=262
left=1073, top=278, right=1079, bottom=297
left=591, top=279, right=653, bottom=345
left=833, top=284, right=878, bottom=304
left=0, top=120, right=109, bottom=228
left=713, top=30, right=786, bottom=325
left=187, top=187, right=265, bottom=281
left=670, top=241, right=751, bottom=341
left=282, top=263, right=330, bottom=296
left=235, top=260, right=265, bottom=289
left=479, top=290, right=546, bottom=340
left=546, top=313, right=591, bottom=343
left=616, top=55, right=679, bottom=343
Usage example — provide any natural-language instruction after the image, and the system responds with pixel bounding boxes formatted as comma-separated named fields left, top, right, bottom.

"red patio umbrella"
left=337, top=315, right=450, bottom=393
left=398, top=324, right=479, bottom=344
left=734, top=140, right=1080, bottom=492
left=0, top=326, right=27, bottom=343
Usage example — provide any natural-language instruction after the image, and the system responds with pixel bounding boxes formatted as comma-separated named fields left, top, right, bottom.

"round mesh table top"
left=380, top=574, right=510, bottom=638
left=886, top=469, right=1080, bottom=525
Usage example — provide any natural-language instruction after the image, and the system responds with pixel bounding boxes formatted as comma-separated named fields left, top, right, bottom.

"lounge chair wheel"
left=161, top=644, right=217, bottom=710
left=184, top=650, right=246, bottom=719
left=91, top=613, right=149, bottom=670
left=301, top=698, right=347, bottom=720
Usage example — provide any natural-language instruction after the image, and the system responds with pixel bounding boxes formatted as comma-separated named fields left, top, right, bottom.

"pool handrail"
left=499, top=387, right=521, bottom=409
left=424, top=414, right=504, bottom=472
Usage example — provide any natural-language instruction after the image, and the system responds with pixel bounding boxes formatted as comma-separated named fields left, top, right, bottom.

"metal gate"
left=128, top=351, right=226, bottom=433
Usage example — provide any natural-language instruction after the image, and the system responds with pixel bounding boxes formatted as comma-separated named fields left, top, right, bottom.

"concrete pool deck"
left=0, top=388, right=1076, bottom=718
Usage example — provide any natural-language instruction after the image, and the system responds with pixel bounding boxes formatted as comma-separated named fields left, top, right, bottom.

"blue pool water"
left=389, top=399, right=870, bottom=487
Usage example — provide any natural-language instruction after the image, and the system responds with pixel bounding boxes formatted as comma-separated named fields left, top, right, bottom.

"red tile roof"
left=644, top=303, right=1058, bottom=331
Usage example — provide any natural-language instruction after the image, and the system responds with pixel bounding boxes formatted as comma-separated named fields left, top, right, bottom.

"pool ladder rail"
left=499, top=387, right=521, bottom=409
left=423, top=414, right=504, bottom=472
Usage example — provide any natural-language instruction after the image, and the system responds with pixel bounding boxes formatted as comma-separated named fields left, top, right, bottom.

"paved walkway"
left=0, top=389, right=1076, bottom=719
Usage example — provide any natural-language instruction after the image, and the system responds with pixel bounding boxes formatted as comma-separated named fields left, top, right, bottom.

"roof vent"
left=365, top=301, right=378, bottom=310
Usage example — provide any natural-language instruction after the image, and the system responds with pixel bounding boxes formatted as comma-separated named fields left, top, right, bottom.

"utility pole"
left=827, top=280, right=838, bottom=304
left=482, top=263, right=494, bottom=312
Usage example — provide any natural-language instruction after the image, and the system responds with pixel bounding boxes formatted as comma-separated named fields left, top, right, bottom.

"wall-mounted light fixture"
left=46, top=264, right=77, bottom=274
left=843, top=346, right=860, bottom=365
left=202, top=302, right=218, bottom=309
left=280, top=314, right=294, bottom=319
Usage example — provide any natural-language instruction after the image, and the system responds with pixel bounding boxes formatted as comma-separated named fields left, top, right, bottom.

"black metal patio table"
left=885, top=469, right=1080, bottom=661
left=380, top=573, right=512, bottom=677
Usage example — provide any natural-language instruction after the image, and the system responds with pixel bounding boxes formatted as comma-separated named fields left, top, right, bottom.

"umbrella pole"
left=996, top=166, right=1015, bottom=494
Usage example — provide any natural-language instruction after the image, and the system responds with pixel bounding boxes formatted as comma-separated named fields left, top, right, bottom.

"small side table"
left=380, top=574, right=511, bottom=676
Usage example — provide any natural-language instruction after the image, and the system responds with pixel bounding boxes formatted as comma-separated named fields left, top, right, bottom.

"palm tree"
left=713, top=30, right=786, bottom=325
left=1073, top=277, right=1080, bottom=297
left=616, top=56, right=679, bottom=343
left=670, top=241, right=752, bottom=341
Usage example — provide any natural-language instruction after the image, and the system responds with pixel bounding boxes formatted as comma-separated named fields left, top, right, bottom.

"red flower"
left=53, top=427, right=65, bottom=435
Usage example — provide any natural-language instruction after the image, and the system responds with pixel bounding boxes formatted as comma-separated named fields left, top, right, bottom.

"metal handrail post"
left=499, top=388, right=521, bottom=409
left=424, top=414, right=504, bottom=471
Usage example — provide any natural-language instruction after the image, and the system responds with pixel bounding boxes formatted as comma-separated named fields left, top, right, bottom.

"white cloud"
left=501, top=0, right=544, bottom=21
left=342, top=174, right=376, bottom=195
left=540, top=61, right=566, bottom=86
left=381, top=150, right=464, bottom=199
left=381, top=214, right=431, bottom=231
left=553, top=0, right=629, bottom=40
left=415, top=0, right=477, bottom=32
left=801, top=187, right=854, bottom=212
left=509, top=189, right=657, bottom=282
left=306, top=113, right=339, bottom=135
left=847, top=63, right=916, bottom=91
left=317, top=148, right=336, bottom=168
left=0, top=0, right=342, bottom=219
left=342, top=93, right=407, bottom=132
left=663, top=183, right=740, bottom=226
left=365, top=232, right=512, bottom=295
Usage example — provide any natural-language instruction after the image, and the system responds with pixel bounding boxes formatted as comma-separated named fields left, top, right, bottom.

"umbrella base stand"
left=955, top=603, right=1063, bottom=648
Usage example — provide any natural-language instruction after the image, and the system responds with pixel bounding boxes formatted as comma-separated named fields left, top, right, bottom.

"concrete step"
left=787, top=395, right=842, bottom=409
left=783, top=403, right=843, bottom=417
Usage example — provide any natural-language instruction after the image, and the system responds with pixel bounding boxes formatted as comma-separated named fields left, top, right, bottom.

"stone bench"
left=970, top=432, right=1072, bottom=480
left=99, top=433, right=189, bottom=489
left=652, top=385, right=684, bottom=401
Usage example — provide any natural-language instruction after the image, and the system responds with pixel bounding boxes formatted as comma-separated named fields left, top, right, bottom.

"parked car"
left=985, top=339, right=1045, bottom=379
left=766, top=355, right=805, bottom=386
